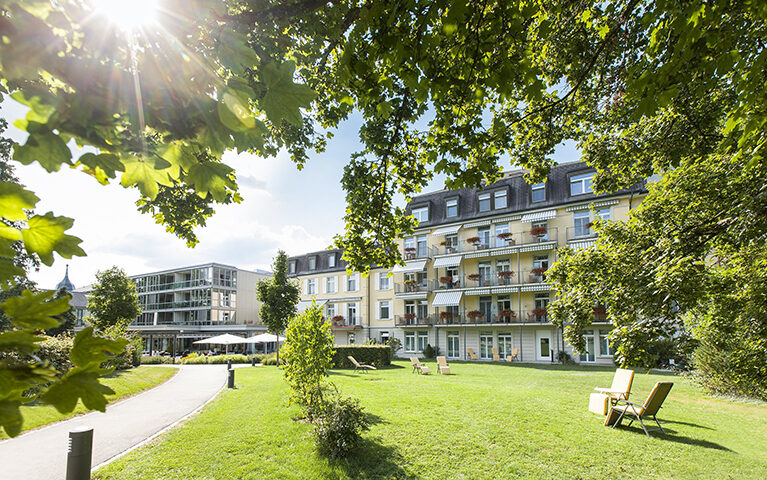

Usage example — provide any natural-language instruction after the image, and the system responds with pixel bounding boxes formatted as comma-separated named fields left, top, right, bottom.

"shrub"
left=207, top=354, right=250, bottom=364
left=181, top=354, right=209, bottom=365
left=261, top=354, right=280, bottom=365
left=384, top=338, right=401, bottom=361
left=141, top=355, right=173, bottom=365
left=422, top=344, right=435, bottom=359
left=332, top=345, right=392, bottom=368
left=557, top=351, right=575, bottom=365
left=312, top=394, right=370, bottom=459
left=37, top=335, right=74, bottom=374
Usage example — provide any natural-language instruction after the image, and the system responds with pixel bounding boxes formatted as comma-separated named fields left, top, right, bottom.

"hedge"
left=332, top=345, right=391, bottom=368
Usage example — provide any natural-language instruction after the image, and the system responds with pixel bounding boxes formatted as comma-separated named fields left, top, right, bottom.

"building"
left=54, top=265, right=88, bottom=325
left=128, top=263, right=271, bottom=353
left=289, top=162, right=646, bottom=364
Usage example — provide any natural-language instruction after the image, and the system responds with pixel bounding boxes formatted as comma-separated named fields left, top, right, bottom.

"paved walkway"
left=0, top=364, right=236, bottom=480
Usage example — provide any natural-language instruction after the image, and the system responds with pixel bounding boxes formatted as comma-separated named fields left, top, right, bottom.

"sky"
left=0, top=97, right=579, bottom=291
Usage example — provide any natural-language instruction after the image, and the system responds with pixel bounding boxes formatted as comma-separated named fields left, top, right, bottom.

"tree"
left=87, top=266, right=141, bottom=332
left=256, top=250, right=300, bottom=365
left=45, top=287, right=77, bottom=336
left=281, top=301, right=335, bottom=420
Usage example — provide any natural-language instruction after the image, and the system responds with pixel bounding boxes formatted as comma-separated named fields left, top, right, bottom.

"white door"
left=536, top=330, right=552, bottom=361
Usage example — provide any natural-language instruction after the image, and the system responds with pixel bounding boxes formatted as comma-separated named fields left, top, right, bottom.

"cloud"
left=236, top=174, right=268, bottom=191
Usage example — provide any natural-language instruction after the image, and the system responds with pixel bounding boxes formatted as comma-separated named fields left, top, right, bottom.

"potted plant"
left=467, top=310, right=483, bottom=322
left=593, top=305, right=606, bottom=320
left=465, top=236, right=481, bottom=246
left=404, top=247, right=416, bottom=259
left=439, top=276, right=453, bottom=287
left=530, top=225, right=547, bottom=242
left=497, top=270, right=515, bottom=284
left=497, top=232, right=515, bottom=245
left=404, top=278, right=417, bottom=291
left=331, top=315, right=344, bottom=326
left=403, top=312, right=416, bottom=324
left=439, top=311, right=453, bottom=323
left=531, top=307, right=548, bottom=320
left=585, top=221, right=594, bottom=229
left=498, top=309, right=516, bottom=322
left=467, top=273, right=481, bottom=282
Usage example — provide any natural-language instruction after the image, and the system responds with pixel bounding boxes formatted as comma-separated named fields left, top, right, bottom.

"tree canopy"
left=87, top=266, right=142, bottom=331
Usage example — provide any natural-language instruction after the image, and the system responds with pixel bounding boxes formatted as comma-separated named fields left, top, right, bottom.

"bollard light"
left=228, top=368, right=235, bottom=388
left=251, top=357, right=256, bottom=367
left=66, top=426, right=93, bottom=480
left=227, top=359, right=232, bottom=370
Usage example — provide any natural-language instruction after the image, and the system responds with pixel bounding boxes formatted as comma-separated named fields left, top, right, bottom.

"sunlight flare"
left=92, top=0, right=159, bottom=30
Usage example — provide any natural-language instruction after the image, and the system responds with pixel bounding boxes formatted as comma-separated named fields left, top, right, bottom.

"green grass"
left=2, top=366, right=177, bottom=439
left=94, top=362, right=767, bottom=479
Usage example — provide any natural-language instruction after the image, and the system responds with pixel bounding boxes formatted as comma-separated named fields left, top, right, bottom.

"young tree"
left=45, top=287, right=77, bottom=337
left=281, top=301, right=335, bottom=419
left=256, top=250, right=300, bottom=364
left=87, top=266, right=141, bottom=332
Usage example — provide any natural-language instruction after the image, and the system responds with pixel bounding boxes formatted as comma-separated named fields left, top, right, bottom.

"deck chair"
left=605, top=382, right=674, bottom=437
left=436, top=356, right=451, bottom=375
left=505, top=348, right=519, bottom=362
left=492, top=347, right=500, bottom=362
left=348, top=356, right=376, bottom=373
left=594, top=368, right=635, bottom=403
left=467, top=348, right=478, bottom=360
left=410, top=357, right=431, bottom=374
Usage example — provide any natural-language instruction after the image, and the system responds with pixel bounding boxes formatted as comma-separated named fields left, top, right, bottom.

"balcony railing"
left=433, top=309, right=550, bottom=325
left=566, top=226, right=598, bottom=241
left=402, top=246, right=431, bottom=260
left=329, top=316, right=362, bottom=328
left=396, top=314, right=434, bottom=326
left=395, top=281, right=429, bottom=294
left=142, top=299, right=212, bottom=310
left=137, top=279, right=212, bottom=293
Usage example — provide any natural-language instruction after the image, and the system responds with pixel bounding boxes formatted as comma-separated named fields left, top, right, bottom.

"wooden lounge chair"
left=605, top=382, right=674, bottom=437
left=505, top=348, right=519, bottom=362
left=436, top=356, right=451, bottom=375
left=595, top=368, right=635, bottom=402
left=410, top=357, right=431, bottom=374
left=467, top=348, right=478, bottom=360
left=492, top=347, right=500, bottom=362
left=348, top=355, right=376, bottom=373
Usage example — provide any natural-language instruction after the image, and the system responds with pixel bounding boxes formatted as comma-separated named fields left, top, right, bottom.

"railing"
left=142, top=299, right=212, bottom=310
left=329, top=316, right=362, bottom=327
left=430, top=228, right=560, bottom=256
left=566, top=226, right=598, bottom=241
left=458, top=269, right=548, bottom=288
left=130, top=319, right=239, bottom=326
left=137, top=279, right=212, bottom=293
left=433, top=309, right=550, bottom=325
left=433, top=276, right=464, bottom=290
left=402, top=246, right=430, bottom=260
left=395, top=314, right=434, bottom=326
left=395, top=281, right=429, bottom=294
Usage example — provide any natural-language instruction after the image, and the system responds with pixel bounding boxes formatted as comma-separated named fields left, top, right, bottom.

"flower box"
left=439, top=311, right=453, bottom=321
left=467, top=310, right=483, bottom=321
left=530, top=226, right=547, bottom=236
left=467, top=273, right=481, bottom=281
left=531, top=308, right=548, bottom=317
left=439, top=276, right=453, bottom=284
left=331, top=315, right=344, bottom=326
left=404, top=313, right=416, bottom=320
left=465, top=236, right=481, bottom=245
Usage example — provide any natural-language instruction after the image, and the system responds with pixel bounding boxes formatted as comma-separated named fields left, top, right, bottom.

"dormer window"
left=308, top=256, right=317, bottom=270
left=446, top=198, right=458, bottom=217
left=328, top=254, right=336, bottom=268
left=289, top=261, right=296, bottom=274
left=478, top=193, right=491, bottom=212
left=531, top=183, right=546, bottom=202
left=494, top=190, right=507, bottom=209
left=412, top=206, right=429, bottom=223
left=570, top=172, right=594, bottom=196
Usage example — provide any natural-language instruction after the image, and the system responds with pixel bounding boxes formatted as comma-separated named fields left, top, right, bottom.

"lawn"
left=94, top=361, right=766, bottom=480
left=1, top=366, right=178, bottom=440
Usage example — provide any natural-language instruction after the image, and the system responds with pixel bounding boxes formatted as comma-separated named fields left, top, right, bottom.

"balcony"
left=432, top=228, right=560, bottom=257
left=329, top=316, right=362, bottom=328
left=433, top=309, right=550, bottom=326
left=402, top=246, right=431, bottom=260
left=136, top=279, right=212, bottom=293
left=566, top=226, right=598, bottom=242
left=394, top=281, right=430, bottom=298
left=142, top=299, right=212, bottom=311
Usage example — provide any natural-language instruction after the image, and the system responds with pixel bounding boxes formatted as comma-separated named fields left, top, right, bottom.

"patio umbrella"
left=193, top=333, right=246, bottom=354
left=241, top=333, right=286, bottom=344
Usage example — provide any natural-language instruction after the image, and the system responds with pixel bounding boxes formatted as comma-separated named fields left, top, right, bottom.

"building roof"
left=70, top=291, right=88, bottom=309
left=55, top=265, right=75, bottom=291
left=404, top=161, right=645, bottom=229
left=129, top=262, right=271, bottom=279
left=287, top=248, right=347, bottom=277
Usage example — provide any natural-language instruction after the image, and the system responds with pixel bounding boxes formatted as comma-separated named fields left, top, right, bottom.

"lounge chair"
left=348, top=356, right=376, bottom=373
left=467, top=348, right=478, bottom=360
left=492, top=347, right=500, bottom=362
left=436, top=356, right=451, bottom=374
left=410, top=357, right=431, bottom=374
left=595, top=368, right=635, bottom=402
left=605, top=381, right=674, bottom=437
left=505, top=348, right=519, bottom=362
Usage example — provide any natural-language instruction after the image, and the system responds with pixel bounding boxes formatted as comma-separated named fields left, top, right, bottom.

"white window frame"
left=599, top=329, right=612, bottom=357
left=405, top=332, right=416, bottom=352
left=570, top=172, right=594, bottom=196
left=328, top=254, right=336, bottom=268
left=417, top=331, right=429, bottom=352
left=446, top=198, right=458, bottom=217
left=447, top=331, right=460, bottom=358
left=531, top=183, right=545, bottom=202
left=308, top=256, right=317, bottom=270
left=378, top=273, right=390, bottom=290
left=379, top=300, right=390, bottom=320
left=325, top=276, right=337, bottom=294
left=412, top=206, right=429, bottom=223
left=307, top=278, right=317, bottom=295
left=288, top=261, right=296, bottom=274
left=494, top=189, right=507, bottom=209
left=478, top=193, right=491, bottom=212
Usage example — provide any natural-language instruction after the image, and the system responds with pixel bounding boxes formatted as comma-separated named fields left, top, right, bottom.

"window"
left=404, top=301, right=416, bottom=324
left=498, top=334, right=513, bottom=358
left=325, top=276, right=337, bottom=293
left=404, top=237, right=416, bottom=258
left=599, top=329, right=612, bottom=356
left=531, top=183, right=546, bottom=202
left=574, top=210, right=591, bottom=237
left=328, top=254, right=336, bottom=268
left=347, top=303, right=358, bottom=325
left=405, top=332, right=416, bottom=352
left=307, top=279, right=317, bottom=295
left=497, top=295, right=512, bottom=315
left=495, top=223, right=509, bottom=237
left=416, top=235, right=428, bottom=257
left=417, top=331, right=429, bottom=352
left=534, top=293, right=549, bottom=322
left=379, top=300, right=390, bottom=320
left=417, top=300, right=429, bottom=320
left=478, top=262, right=491, bottom=286
left=308, top=256, right=317, bottom=270
left=447, top=331, right=460, bottom=358
left=494, top=189, right=508, bottom=209
left=478, top=226, right=491, bottom=248
left=326, top=303, right=335, bottom=319
left=347, top=274, right=358, bottom=291
left=570, top=172, right=594, bottom=196
left=348, top=333, right=356, bottom=344
left=412, top=206, right=429, bottom=223
left=479, top=296, right=492, bottom=321
left=289, top=261, right=296, bottom=274
left=380, top=331, right=390, bottom=344
left=531, top=221, right=548, bottom=241
left=581, top=330, right=596, bottom=362
left=446, top=198, right=459, bottom=217
left=597, top=207, right=611, bottom=222
left=480, top=332, right=494, bottom=359
left=478, top=193, right=491, bottom=212
left=378, top=272, right=390, bottom=290
left=444, top=234, right=458, bottom=253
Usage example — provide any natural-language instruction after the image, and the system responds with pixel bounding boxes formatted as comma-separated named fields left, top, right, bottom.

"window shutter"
left=342, top=275, right=348, bottom=292
left=375, top=273, right=380, bottom=291
left=375, top=301, right=380, bottom=320
left=303, top=280, right=307, bottom=295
